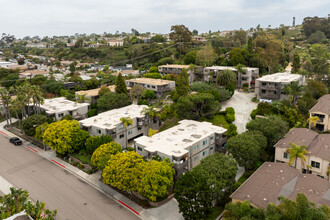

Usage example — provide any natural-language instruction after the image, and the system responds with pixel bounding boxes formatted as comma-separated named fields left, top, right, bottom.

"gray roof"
left=310, top=94, right=330, bottom=115
left=230, top=162, right=330, bottom=208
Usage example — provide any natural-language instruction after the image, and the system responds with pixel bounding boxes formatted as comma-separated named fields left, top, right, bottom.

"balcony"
left=173, top=159, right=189, bottom=170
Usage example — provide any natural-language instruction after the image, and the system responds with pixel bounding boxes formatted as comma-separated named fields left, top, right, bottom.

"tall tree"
left=292, top=53, right=301, bottom=74
left=176, top=68, right=190, bottom=97
left=286, top=143, right=308, bottom=169
left=97, top=92, right=131, bottom=112
left=120, top=117, right=133, bottom=148
left=91, top=142, right=122, bottom=170
left=307, top=116, right=320, bottom=130
left=115, top=73, right=128, bottom=94
left=141, top=106, right=160, bottom=129
left=196, top=46, right=217, bottom=67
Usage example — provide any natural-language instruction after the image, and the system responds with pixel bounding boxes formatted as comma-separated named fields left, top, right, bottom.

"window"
left=203, top=140, right=207, bottom=146
left=283, top=152, right=288, bottom=159
left=138, top=127, right=142, bottom=130
left=128, top=130, right=133, bottom=135
left=194, top=156, right=199, bottom=161
left=311, top=161, right=320, bottom=169
left=118, top=124, right=124, bottom=129
left=193, top=145, right=198, bottom=151
left=152, top=86, right=156, bottom=89
left=202, top=150, right=208, bottom=157
left=262, top=82, right=266, bottom=86
left=97, top=129, right=101, bottom=134
left=58, top=113, right=64, bottom=117
left=119, top=134, right=124, bottom=139
left=274, top=91, right=277, bottom=95
left=210, top=146, right=214, bottom=151
left=137, top=147, right=142, bottom=151
left=261, top=90, right=266, bottom=94
left=210, top=136, right=214, bottom=141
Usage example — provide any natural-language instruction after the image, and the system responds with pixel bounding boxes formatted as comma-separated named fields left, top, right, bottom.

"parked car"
left=9, top=137, right=22, bottom=145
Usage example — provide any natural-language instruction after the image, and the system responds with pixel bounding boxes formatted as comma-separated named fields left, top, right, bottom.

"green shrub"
left=250, top=109, right=258, bottom=119
left=225, top=83, right=235, bottom=94
left=225, top=113, right=235, bottom=123
left=138, top=99, right=149, bottom=105
left=227, top=124, right=238, bottom=138
left=243, top=87, right=249, bottom=92
left=88, top=109, right=97, bottom=117
left=225, top=107, right=235, bottom=115
left=243, top=83, right=249, bottom=88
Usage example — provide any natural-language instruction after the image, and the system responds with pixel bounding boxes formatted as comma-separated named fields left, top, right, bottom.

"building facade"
left=75, top=85, right=116, bottom=104
left=125, top=78, right=175, bottom=98
left=274, top=128, right=330, bottom=181
left=158, top=64, right=202, bottom=84
left=134, top=120, right=227, bottom=176
left=309, top=94, right=330, bottom=132
left=203, top=66, right=259, bottom=89
left=39, top=97, right=89, bottom=120
left=255, top=72, right=305, bottom=100
left=79, top=104, right=160, bottom=148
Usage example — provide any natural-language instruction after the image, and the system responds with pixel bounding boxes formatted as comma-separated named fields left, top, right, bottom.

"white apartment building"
left=203, top=66, right=259, bottom=89
left=255, top=72, right=305, bottom=100
left=275, top=128, right=330, bottom=181
left=158, top=64, right=202, bottom=84
left=80, top=104, right=160, bottom=148
left=125, top=78, right=175, bottom=98
left=134, top=120, right=227, bottom=176
left=39, top=97, right=89, bottom=120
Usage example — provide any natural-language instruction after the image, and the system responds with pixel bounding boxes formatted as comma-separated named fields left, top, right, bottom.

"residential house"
left=203, top=66, right=259, bottom=89
left=19, top=69, right=49, bottom=79
left=39, top=97, right=89, bottom=120
left=309, top=94, right=330, bottom=132
left=125, top=78, right=175, bottom=98
left=158, top=64, right=202, bottom=84
left=80, top=104, right=159, bottom=148
left=255, top=73, right=305, bottom=100
left=274, top=128, right=330, bottom=180
left=112, top=70, right=139, bottom=77
left=75, top=85, right=116, bottom=104
left=230, top=162, right=330, bottom=208
left=107, top=39, right=124, bottom=47
left=134, top=120, right=227, bottom=176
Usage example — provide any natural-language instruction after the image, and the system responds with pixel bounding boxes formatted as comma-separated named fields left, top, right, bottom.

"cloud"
left=0, top=0, right=329, bottom=37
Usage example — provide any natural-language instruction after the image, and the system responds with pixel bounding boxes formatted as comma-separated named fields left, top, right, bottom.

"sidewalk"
left=0, top=119, right=183, bottom=220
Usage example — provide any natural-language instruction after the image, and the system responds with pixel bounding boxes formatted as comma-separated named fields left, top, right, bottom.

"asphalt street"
left=0, top=134, right=139, bottom=220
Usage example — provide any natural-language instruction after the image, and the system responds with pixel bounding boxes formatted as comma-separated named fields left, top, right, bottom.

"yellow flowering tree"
left=91, top=142, right=122, bottom=170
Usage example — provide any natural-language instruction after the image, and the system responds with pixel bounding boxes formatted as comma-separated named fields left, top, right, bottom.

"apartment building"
left=230, top=162, right=330, bottom=209
left=125, top=78, right=175, bottom=98
left=75, top=85, right=116, bottom=104
left=255, top=73, right=305, bottom=100
left=274, top=128, right=330, bottom=180
left=309, top=94, right=330, bottom=132
left=134, top=120, right=227, bottom=176
left=79, top=104, right=160, bottom=148
left=203, top=66, right=259, bottom=89
left=158, top=64, right=202, bottom=84
left=107, top=39, right=124, bottom=47
left=39, top=97, right=89, bottom=120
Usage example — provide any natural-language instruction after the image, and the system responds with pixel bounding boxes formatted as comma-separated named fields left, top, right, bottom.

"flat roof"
left=80, top=104, right=148, bottom=130
left=204, top=66, right=258, bottom=71
left=256, top=72, right=303, bottom=83
left=126, top=78, right=175, bottom=86
left=158, top=64, right=191, bottom=69
left=75, top=85, right=116, bottom=97
left=230, top=162, right=330, bottom=208
left=135, top=120, right=227, bottom=157
left=40, top=97, right=89, bottom=114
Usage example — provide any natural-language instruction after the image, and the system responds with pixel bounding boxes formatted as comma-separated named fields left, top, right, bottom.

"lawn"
left=71, top=153, right=93, bottom=167
left=206, top=114, right=230, bottom=128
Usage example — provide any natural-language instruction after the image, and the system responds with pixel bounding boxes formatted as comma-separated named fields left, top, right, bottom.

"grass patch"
left=159, top=117, right=180, bottom=132
left=206, top=114, right=229, bottom=128
left=71, top=153, right=93, bottom=167
left=206, top=205, right=224, bottom=220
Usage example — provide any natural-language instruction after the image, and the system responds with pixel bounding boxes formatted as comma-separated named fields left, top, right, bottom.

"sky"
left=1, top=0, right=329, bottom=38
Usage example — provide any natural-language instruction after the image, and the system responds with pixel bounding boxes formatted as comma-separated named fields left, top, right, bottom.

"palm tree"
left=148, top=128, right=158, bottom=137
left=120, top=117, right=133, bottom=148
left=0, top=87, right=11, bottom=126
left=10, top=99, right=22, bottom=131
left=286, top=143, right=308, bottom=169
left=76, top=94, right=90, bottom=103
left=307, top=116, right=320, bottom=130
left=141, top=106, right=160, bottom=129
left=216, top=69, right=236, bottom=87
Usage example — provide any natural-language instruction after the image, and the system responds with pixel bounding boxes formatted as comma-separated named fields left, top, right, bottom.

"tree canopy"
left=91, top=141, right=122, bottom=170
left=97, top=92, right=131, bottom=112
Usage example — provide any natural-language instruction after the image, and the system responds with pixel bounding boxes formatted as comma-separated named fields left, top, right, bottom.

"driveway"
left=221, top=91, right=257, bottom=134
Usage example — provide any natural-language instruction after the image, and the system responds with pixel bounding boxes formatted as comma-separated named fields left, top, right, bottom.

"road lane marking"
left=118, top=200, right=140, bottom=215
left=51, top=159, right=65, bottom=168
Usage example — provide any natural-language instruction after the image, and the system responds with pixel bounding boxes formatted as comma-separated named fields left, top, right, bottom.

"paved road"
left=0, top=134, right=138, bottom=220
left=221, top=91, right=257, bottom=134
